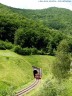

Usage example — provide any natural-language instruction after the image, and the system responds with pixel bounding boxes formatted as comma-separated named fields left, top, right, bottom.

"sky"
left=0, top=0, right=72, bottom=10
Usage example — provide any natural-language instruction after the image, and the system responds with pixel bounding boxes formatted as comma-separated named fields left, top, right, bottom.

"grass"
left=26, top=74, right=72, bottom=96
left=24, top=55, right=55, bottom=78
left=0, top=50, right=54, bottom=95
left=0, top=50, right=71, bottom=96
left=0, top=50, right=33, bottom=95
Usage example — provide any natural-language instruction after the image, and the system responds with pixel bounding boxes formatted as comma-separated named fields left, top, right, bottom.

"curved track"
left=16, top=79, right=39, bottom=96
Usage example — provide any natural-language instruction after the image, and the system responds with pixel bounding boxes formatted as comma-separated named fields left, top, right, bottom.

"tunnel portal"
left=32, top=66, right=42, bottom=79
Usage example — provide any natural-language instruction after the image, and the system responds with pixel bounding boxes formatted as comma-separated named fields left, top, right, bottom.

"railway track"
left=16, top=79, right=39, bottom=96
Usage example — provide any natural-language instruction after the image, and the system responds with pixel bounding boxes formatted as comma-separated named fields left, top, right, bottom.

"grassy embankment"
left=0, top=50, right=54, bottom=95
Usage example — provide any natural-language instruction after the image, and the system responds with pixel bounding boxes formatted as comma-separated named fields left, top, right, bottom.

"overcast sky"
left=0, top=0, right=72, bottom=10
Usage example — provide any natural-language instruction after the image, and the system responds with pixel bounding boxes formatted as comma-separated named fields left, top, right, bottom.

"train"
left=34, top=73, right=41, bottom=79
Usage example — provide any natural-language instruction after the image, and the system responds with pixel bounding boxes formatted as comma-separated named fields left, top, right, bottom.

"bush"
left=30, top=48, right=38, bottom=55
left=4, top=41, right=13, bottom=49
left=13, top=45, right=23, bottom=54
left=0, top=90, right=7, bottom=96
left=39, top=80, right=57, bottom=96
left=0, top=41, right=6, bottom=50
left=0, top=40, right=13, bottom=50
left=37, top=50, right=45, bottom=55
left=22, top=48, right=31, bottom=55
left=13, top=46, right=32, bottom=55
left=13, top=46, right=46, bottom=55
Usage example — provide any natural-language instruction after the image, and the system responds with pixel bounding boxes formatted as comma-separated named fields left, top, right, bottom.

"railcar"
left=35, top=73, right=41, bottom=79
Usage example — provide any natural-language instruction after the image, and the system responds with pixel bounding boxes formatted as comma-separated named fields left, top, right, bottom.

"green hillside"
left=9, top=6, right=72, bottom=34
left=0, top=3, right=72, bottom=55
left=0, top=3, right=72, bottom=96
left=0, top=50, right=54, bottom=95
left=0, top=50, right=33, bottom=95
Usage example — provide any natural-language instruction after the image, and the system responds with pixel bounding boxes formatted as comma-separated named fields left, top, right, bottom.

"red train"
left=35, top=73, right=41, bottom=79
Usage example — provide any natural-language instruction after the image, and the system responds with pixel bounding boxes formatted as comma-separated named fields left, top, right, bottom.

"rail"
left=16, top=79, right=39, bottom=96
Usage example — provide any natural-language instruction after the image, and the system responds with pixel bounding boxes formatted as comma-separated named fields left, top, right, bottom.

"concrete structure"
left=32, top=66, right=42, bottom=79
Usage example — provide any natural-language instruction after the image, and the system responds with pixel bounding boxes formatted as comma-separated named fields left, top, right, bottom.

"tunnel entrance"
left=33, top=70, right=38, bottom=77
left=32, top=66, right=42, bottom=79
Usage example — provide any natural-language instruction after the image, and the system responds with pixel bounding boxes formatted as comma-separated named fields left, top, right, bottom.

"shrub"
left=22, top=48, right=31, bottom=55
left=4, top=41, right=13, bottom=49
left=39, top=80, right=57, bottom=96
left=0, top=40, right=13, bottom=50
left=30, top=48, right=38, bottom=55
left=0, top=90, right=7, bottom=96
left=13, top=46, right=32, bottom=55
left=13, top=45, right=22, bottom=54
left=13, top=46, right=47, bottom=55
left=37, top=50, right=45, bottom=55
left=0, top=41, right=6, bottom=50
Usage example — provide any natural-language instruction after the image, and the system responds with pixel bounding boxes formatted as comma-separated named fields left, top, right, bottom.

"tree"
left=52, top=39, right=71, bottom=80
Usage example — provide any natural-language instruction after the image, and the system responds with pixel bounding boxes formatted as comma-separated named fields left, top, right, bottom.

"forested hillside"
left=0, top=3, right=72, bottom=55
left=0, top=3, right=72, bottom=96
left=11, top=7, right=72, bottom=34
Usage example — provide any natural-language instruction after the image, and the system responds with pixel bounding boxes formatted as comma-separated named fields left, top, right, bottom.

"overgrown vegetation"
left=30, top=39, right=72, bottom=96
left=0, top=3, right=72, bottom=55
left=0, top=50, right=54, bottom=96
left=0, top=3, right=72, bottom=96
left=0, top=40, right=13, bottom=50
left=52, top=39, right=71, bottom=80
left=32, top=78, right=72, bottom=96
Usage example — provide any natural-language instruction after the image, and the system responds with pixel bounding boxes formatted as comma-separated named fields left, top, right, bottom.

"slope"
left=0, top=50, right=33, bottom=95
left=10, top=7, right=72, bottom=34
left=0, top=50, right=54, bottom=95
left=0, top=3, right=72, bottom=36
